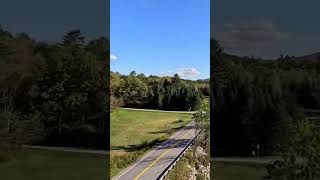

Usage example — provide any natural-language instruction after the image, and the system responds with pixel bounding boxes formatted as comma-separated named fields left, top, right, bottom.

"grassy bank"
left=166, top=150, right=195, bottom=180
left=213, top=162, right=267, bottom=180
left=110, top=108, right=192, bottom=177
left=0, top=148, right=106, bottom=180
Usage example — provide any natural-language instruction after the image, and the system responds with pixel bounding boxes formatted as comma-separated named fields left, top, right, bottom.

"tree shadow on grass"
left=171, top=119, right=185, bottom=124
left=111, top=137, right=192, bottom=155
left=111, top=125, right=195, bottom=152
left=111, top=137, right=167, bottom=152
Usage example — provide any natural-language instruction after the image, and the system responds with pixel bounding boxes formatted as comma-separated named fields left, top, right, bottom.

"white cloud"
left=159, top=70, right=173, bottom=77
left=216, top=22, right=288, bottom=49
left=110, top=53, right=118, bottom=61
left=176, top=68, right=201, bottom=78
left=159, top=68, right=201, bottom=79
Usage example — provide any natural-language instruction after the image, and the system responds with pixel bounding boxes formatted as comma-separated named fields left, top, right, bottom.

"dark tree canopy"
left=110, top=71, right=208, bottom=111
left=211, top=38, right=320, bottom=156
left=0, top=28, right=109, bottom=151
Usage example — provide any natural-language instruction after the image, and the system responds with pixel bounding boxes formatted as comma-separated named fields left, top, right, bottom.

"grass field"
left=0, top=148, right=106, bottom=180
left=110, top=108, right=192, bottom=177
left=214, top=162, right=267, bottom=180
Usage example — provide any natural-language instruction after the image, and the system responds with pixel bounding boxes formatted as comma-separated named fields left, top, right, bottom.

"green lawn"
left=214, top=162, right=267, bottom=180
left=110, top=108, right=192, bottom=176
left=0, top=148, right=106, bottom=180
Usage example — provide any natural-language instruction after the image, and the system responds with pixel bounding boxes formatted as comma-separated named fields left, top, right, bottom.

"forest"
left=110, top=71, right=209, bottom=111
left=0, top=28, right=109, bottom=159
left=0, top=26, right=209, bottom=161
left=211, top=38, right=320, bottom=156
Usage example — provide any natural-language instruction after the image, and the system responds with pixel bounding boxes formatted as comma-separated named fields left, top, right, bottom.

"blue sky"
left=212, top=0, right=320, bottom=59
left=111, top=0, right=210, bottom=80
left=0, top=0, right=108, bottom=42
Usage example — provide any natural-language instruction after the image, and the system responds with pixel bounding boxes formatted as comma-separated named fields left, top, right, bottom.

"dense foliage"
left=266, top=120, right=320, bottom=180
left=111, top=72, right=209, bottom=111
left=194, top=99, right=210, bottom=131
left=0, top=28, right=108, bottom=153
left=211, top=38, right=320, bottom=156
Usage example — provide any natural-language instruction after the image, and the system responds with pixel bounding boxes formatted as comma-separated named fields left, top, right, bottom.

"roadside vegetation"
left=166, top=100, right=210, bottom=179
left=266, top=120, right=320, bottom=179
left=166, top=150, right=197, bottom=180
left=166, top=135, right=210, bottom=180
left=212, top=38, right=320, bottom=178
left=110, top=108, right=192, bottom=177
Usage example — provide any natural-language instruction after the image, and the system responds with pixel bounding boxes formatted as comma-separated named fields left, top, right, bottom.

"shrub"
left=196, top=173, right=206, bottom=180
left=266, top=120, right=320, bottom=180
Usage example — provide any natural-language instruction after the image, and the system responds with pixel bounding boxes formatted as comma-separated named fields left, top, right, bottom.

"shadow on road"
left=156, top=138, right=190, bottom=150
left=111, top=138, right=167, bottom=152
left=148, top=125, right=194, bottom=135
left=110, top=137, right=191, bottom=152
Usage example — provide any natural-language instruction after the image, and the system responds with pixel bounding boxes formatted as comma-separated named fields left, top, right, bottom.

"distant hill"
left=221, top=52, right=320, bottom=62
left=292, top=52, right=320, bottom=61
left=196, top=78, right=209, bottom=82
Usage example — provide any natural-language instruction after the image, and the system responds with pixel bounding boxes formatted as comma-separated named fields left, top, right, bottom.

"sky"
left=212, top=0, right=320, bottom=59
left=111, top=0, right=210, bottom=80
left=0, top=0, right=108, bottom=43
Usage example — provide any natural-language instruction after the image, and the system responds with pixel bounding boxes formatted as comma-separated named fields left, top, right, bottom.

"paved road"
left=23, top=145, right=108, bottom=155
left=112, top=123, right=200, bottom=180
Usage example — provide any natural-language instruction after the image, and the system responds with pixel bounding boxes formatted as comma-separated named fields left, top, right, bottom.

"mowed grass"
left=110, top=108, right=192, bottom=176
left=0, top=148, right=106, bottom=180
left=213, top=162, right=267, bottom=180
left=111, top=109, right=192, bottom=150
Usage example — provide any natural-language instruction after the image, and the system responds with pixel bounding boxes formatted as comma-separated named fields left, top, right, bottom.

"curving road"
left=112, top=123, right=200, bottom=180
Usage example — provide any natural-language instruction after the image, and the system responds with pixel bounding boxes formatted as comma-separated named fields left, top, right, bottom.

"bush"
left=110, top=150, right=147, bottom=177
left=266, top=120, right=320, bottom=180
left=196, top=173, right=206, bottom=180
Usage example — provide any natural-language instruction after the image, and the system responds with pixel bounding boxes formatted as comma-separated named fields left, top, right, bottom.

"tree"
left=0, top=28, right=110, bottom=152
left=119, top=75, right=148, bottom=106
left=111, top=71, right=206, bottom=111
left=86, top=37, right=109, bottom=62
left=129, top=71, right=137, bottom=77
left=192, top=99, right=210, bottom=177
left=173, top=73, right=181, bottom=83
left=266, top=120, right=320, bottom=180
left=61, top=29, right=85, bottom=47
left=194, top=99, right=210, bottom=132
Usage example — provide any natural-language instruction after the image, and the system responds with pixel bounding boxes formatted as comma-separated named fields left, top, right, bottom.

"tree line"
left=111, top=71, right=209, bottom=111
left=0, top=28, right=108, bottom=157
left=211, top=38, right=320, bottom=156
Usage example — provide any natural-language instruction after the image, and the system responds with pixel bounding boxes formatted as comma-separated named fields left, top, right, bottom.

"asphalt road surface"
left=112, top=123, right=200, bottom=180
